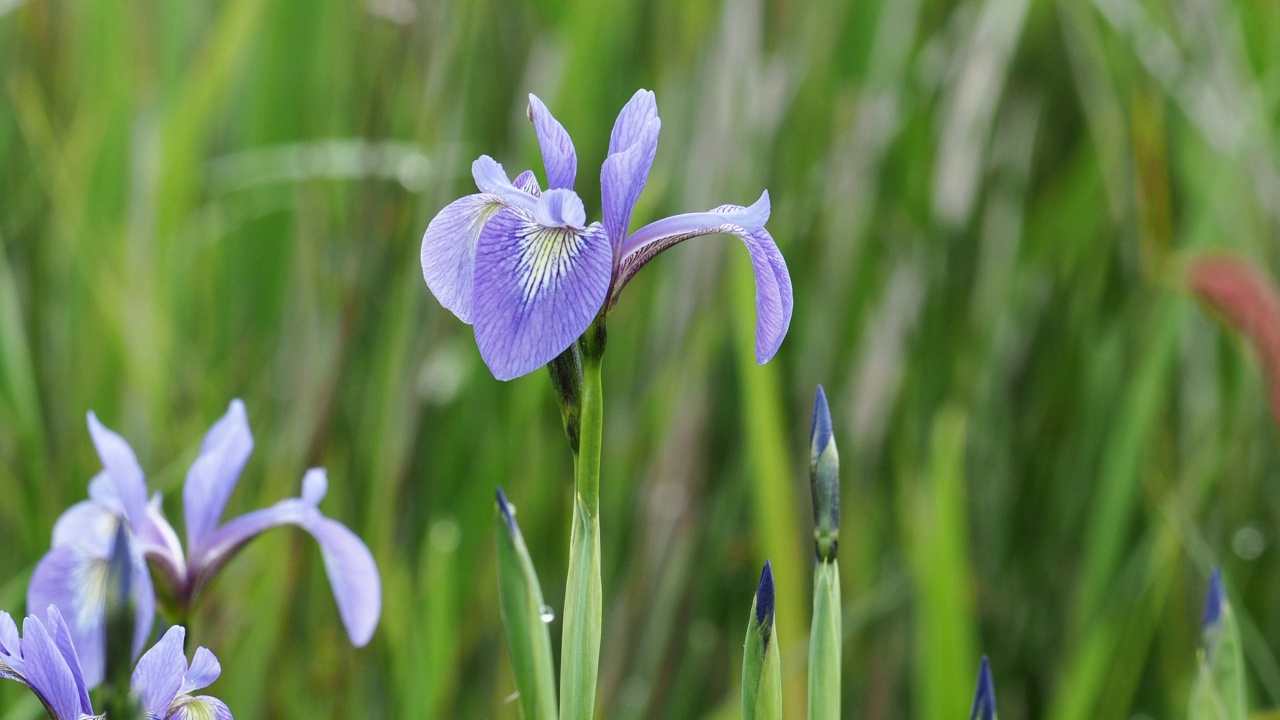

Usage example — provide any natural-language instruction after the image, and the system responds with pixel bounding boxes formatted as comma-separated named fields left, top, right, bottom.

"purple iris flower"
left=421, top=89, right=793, bottom=380
left=28, top=400, right=382, bottom=688
left=0, top=606, right=231, bottom=719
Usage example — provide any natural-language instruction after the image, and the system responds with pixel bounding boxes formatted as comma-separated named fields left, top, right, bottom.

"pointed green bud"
left=546, top=344, right=583, bottom=453
left=742, top=561, right=781, bottom=720
left=1190, top=567, right=1246, bottom=720
left=494, top=488, right=558, bottom=720
left=969, top=656, right=997, bottom=720
left=102, top=522, right=143, bottom=720
left=810, top=385, right=839, bottom=562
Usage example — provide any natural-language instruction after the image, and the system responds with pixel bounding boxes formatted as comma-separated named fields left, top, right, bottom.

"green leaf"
left=808, top=560, right=841, bottom=720
left=496, top=489, right=558, bottom=720
left=743, top=561, right=782, bottom=720
left=1190, top=570, right=1247, bottom=720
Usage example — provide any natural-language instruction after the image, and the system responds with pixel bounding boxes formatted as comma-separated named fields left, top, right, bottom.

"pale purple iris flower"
left=28, top=400, right=382, bottom=688
left=0, top=606, right=231, bottom=719
left=421, top=89, right=793, bottom=380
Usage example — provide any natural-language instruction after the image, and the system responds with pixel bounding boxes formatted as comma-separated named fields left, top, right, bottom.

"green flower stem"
left=808, top=560, right=841, bottom=720
left=560, top=323, right=605, bottom=720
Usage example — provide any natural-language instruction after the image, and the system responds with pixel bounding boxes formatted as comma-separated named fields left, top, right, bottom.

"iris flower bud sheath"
left=495, top=489, right=557, bottom=720
left=742, top=561, right=782, bottom=720
left=969, top=656, right=997, bottom=720
left=103, top=523, right=143, bottom=720
left=807, top=385, right=841, bottom=720
left=1189, top=568, right=1246, bottom=720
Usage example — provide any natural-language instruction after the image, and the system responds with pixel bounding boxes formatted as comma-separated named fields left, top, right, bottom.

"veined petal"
left=601, top=116, right=660, bottom=249
left=0, top=611, right=19, bottom=657
left=179, top=648, right=220, bottom=695
left=471, top=156, right=537, bottom=210
left=132, top=626, right=186, bottom=716
left=527, top=94, right=576, bottom=189
left=29, top=536, right=156, bottom=688
left=86, top=413, right=149, bottom=532
left=168, top=695, right=233, bottom=720
left=421, top=193, right=507, bottom=324
left=512, top=170, right=542, bottom=197
left=197, top=472, right=381, bottom=648
left=609, top=89, right=658, bottom=157
left=184, top=400, right=254, bottom=560
left=44, top=608, right=92, bottom=715
left=20, top=614, right=83, bottom=720
left=471, top=208, right=612, bottom=380
left=531, top=188, right=587, bottom=229
left=612, top=192, right=792, bottom=363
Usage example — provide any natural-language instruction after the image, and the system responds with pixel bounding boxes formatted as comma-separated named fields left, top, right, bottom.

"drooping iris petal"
left=612, top=192, right=792, bottom=363
left=198, top=470, right=382, bottom=647
left=29, top=508, right=156, bottom=689
left=471, top=208, right=613, bottom=380
left=184, top=400, right=254, bottom=559
left=180, top=647, right=221, bottom=695
left=43, top=608, right=92, bottom=716
left=19, top=614, right=83, bottom=720
left=527, top=94, right=577, bottom=190
left=168, top=695, right=234, bottom=720
left=132, top=626, right=186, bottom=717
left=86, top=413, right=149, bottom=532
left=601, top=116, right=660, bottom=249
left=421, top=193, right=507, bottom=324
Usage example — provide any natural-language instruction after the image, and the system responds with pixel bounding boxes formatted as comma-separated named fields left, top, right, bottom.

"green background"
left=2, top=0, right=1280, bottom=716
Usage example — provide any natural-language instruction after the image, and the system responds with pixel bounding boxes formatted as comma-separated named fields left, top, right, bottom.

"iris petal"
left=43, top=608, right=92, bottom=715
left=184, top=400, right=254, bottom=560
left=168, top=695, right=234, bottom=720
left=86, top=413, right=149, bottom=532
left=19, top=614, right=82, bottom=720
left=608, top=89, right=658, bottom=157
left=132, top=626, right=186, bottom=716
left=421, top=193, right=508, bottom=324
left=198, top=472, right=381, bottom=648
left=471, top=207, right=613, bottom=380
left=612, top=192, right=792, bottom=363
left=180, top=648, right=221, bottom=695
left=601, top=117, right=660, bottom=249
left=527, top=94, right=577, bottom=190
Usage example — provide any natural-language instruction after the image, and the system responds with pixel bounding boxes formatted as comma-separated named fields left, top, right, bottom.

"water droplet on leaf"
left=539, top=605, right=555, bottom=623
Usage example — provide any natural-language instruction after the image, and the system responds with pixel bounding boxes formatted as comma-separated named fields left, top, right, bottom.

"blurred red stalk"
left=1188, top=254, right=1280, bottom=427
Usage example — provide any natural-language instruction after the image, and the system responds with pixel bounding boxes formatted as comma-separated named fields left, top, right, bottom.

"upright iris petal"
left=528, top=94, right=577, bottom=189
left=184, top=399, right=254, bottom=561
left=601, top=90, right=661, bottom=251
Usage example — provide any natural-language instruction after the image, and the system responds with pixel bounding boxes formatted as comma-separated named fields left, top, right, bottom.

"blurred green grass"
left=3, top=0, right=1280, bottom=717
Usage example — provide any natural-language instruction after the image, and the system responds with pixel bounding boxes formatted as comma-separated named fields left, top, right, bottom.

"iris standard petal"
left=608, top=89, right=658, bottom=157
left=527, top=94, right=577, bottom=190
left=184, top=400, right=254, bottom=559
left=601, top=116, right=660, bottom=249
left=86, top=413, right=149, bottom=531
left=28, top=539, right=156, bottom=688
left=612, top=192, right=792, bottom=363
left=471, top=156, right=537, bottom=210
left=19, top=615, right=82, bottom=720
left=43, top=608, right=92, bottom=715
left=140, top=493, right=187, bottom=586
left=180, top=647, right=221, bottom=695
left=471, top=208, right=613, bottom=380
left=197, top=472, right=382, bottom=648
left=132, top=626, right=186, bottom=716
left=421, top=193, right=508, bottom=324
left=168, top=695, right=234, bottom=720
left=512, top=170, right=542, bottom=196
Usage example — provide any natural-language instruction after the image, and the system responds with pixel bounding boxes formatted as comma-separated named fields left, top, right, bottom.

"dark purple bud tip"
left=810, top=385, right=833, bottom=453
left=1203, top=567, right=1225, bottom=630
left=969, top=655, right=996, bottom=720
left=496, top=487, right=517, bottom=532
left=755, top=560, right=775, bottom=628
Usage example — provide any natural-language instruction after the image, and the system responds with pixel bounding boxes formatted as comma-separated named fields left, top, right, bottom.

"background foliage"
left=2, top=0, right=1279, bottom=717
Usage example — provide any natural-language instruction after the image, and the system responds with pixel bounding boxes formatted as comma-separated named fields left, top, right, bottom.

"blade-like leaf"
left=495, top=489, right=558, bottom=720
left=808, top=560, right=841, bottom=720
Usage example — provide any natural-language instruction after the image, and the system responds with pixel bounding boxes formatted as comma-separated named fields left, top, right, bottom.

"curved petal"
left=612, top=192, right=792, bottom=363
left=601, top=116, right=660, bottom=249
left=20, top=614, right=83, bottom=720
left=132, top=626, right=186, bottom=716
left=197, top=472, right=381, bottom=648
left=139, top=493, right=187, bottom=586
left=179, top=647, right=220, bottom=695
left=169, top=695, right=233, bottom=720
left=527, top=94, right=576, bottom=190
left=0, top=611, right=19, bottom=657
left=471, top=156, right=537, bottom=210
left=609, top=89, right=658, bottom=156
left=531, top=188, right=587, bottom=229
left=512, top=170, right=542, bottom=197
left=471, top=208, right=613, bottom=380
left=43, top=608, right=92, bottom=715
left=29, top=536, right=156, bottom=688
left=184, top=400, right=254, bottom=559
left=86, top=413, right=149, bottom=532
left=421, top=193, right=507, bottom=324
